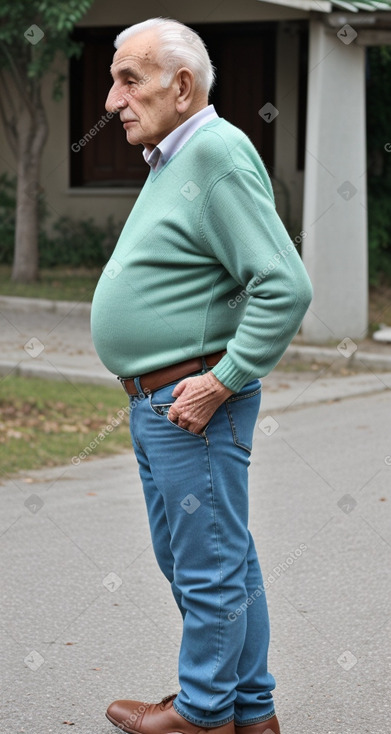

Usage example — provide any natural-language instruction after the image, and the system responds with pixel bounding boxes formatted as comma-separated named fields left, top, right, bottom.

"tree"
left=0, top=0, right=94, bottom=282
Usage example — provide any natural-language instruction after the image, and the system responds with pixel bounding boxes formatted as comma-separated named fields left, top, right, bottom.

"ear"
left=174, top=68, right=195, bottom=114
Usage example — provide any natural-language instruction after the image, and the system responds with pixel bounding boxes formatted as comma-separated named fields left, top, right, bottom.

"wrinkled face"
left=105, top=30, right=184, bottom=149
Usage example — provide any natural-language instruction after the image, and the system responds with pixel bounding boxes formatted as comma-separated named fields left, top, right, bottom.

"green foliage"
left=40, top=215, right=122, bottom=268
left=367, top=46, right=391, bottom=151
left=367, top=47, right=391, bottom=284
left=0, top=0, right=95, bottom=98
left=0, top=172, right=122, bottom=268
left=367, top=179, right=391, bottom=285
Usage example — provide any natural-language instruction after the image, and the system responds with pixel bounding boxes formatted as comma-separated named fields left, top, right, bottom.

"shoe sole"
left=106, top=711, right=184, bottom=734
left=106, top=711, right=138, bottom=733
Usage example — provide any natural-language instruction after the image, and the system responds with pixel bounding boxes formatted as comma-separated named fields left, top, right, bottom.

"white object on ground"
left=373, top=327, right=391, bottom=343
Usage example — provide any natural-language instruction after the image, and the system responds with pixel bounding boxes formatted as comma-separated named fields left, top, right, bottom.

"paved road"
left=0, top=298, right=106, bottom=384
left=1, top=298, right=391, bottom=733
left=1, top=391, right=391, bottom=733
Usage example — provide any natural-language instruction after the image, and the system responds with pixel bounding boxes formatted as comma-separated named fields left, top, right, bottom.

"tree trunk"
left=11, top=99, right=48, bottom=283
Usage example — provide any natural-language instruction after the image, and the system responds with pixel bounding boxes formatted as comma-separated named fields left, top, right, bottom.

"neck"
left=144, top=101, right=209, bottom=153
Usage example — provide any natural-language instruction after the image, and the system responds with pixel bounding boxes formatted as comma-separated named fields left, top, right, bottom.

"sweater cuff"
left=211, top=355, right=254, bottom=394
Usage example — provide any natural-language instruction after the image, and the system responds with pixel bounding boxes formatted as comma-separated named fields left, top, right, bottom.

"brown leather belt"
left=118, top=349, right=227, bottom=396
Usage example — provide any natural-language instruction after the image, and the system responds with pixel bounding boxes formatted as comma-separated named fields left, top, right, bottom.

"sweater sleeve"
left=200, top=166, right=313, bottom=393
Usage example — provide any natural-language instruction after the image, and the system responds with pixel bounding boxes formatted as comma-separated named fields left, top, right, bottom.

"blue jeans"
left=128, top=370, right=276, bottom=728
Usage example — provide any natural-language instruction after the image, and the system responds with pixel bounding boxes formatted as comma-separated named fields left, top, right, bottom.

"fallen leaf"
left=6, top=429, right=23, bottom=439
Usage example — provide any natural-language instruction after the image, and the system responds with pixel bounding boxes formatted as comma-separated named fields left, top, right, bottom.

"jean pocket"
left=149, top=399, right=208, bottom=439
left=150, top=402, right=172, bottom=417
left=225, top=381, right=261, bottom=453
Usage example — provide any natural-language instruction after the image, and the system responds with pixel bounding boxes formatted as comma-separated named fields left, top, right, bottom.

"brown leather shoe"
left=235, top=715, right=280, bottom=734
left=106, top=693, right=235, bottom=734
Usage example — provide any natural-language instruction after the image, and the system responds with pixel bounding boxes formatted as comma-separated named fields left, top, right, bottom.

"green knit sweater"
left=91, top=118, right=312, bottom=393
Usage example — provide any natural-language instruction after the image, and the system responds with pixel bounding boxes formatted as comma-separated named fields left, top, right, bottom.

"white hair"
left=114, top=17, right=216, bottom=94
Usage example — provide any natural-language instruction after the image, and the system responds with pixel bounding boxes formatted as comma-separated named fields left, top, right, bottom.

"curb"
left=1, top=345, right=391, bottom=392
left=282, top=343, right=391, bottom=371
left=0, top=295, right=91, bottom=316
left=1, top=359, right=389, bottom=415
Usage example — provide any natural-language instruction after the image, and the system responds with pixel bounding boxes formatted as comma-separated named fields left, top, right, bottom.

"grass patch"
left=0, top=375, right=132, bottom=476
left=0, top=266, right=101, bottom=302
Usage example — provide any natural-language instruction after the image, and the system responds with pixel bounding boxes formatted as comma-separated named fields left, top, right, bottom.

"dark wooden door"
left=70, top=23, right=276, bottom=187
left=196, top=22, right=276, bottom=174
left=70, top=27, right=147, bottom=187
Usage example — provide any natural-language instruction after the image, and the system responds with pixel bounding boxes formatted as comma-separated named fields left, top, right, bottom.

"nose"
left=105, top=85, right=127, bottom=114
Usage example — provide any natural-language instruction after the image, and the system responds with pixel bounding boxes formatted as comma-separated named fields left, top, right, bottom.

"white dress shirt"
left=142, top=104, right=219, bottom=171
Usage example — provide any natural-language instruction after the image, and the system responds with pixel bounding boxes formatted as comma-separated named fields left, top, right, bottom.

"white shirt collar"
left=143, top=104, right=219, bottom=171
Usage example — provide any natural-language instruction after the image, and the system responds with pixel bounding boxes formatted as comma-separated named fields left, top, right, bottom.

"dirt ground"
left=369, top=281, right=391, bottom=328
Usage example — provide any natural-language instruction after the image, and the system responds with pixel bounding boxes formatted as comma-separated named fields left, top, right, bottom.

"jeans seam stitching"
left=227, top=387, right=261, bottom=403
left=206, top=444, right=223, bottom=708
left=173, top=700, right=234, bottom=727
left=225, top=403, right=252, bottom=454
left=235, top=709, right=276, bottom=725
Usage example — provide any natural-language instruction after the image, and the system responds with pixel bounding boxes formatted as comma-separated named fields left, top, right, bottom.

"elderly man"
left=91, top=17, right=312, bottom=734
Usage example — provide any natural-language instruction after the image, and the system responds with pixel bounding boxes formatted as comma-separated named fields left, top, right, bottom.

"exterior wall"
left=0, top=1, right=309, bottom=229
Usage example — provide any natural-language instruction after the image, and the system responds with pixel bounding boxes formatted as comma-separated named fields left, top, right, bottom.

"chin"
left=126, top=131, right=142, bottom=146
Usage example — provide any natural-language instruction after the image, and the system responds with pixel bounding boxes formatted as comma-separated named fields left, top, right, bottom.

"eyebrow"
left=110, top=65, right=142, bottom=80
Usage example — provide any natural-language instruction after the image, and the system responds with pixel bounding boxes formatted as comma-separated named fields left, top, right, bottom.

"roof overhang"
left=332, top=0, right=391, bottom=9
left=256, top=0, right=391, bottom=10
left=256, top=0, right=331, bottom=11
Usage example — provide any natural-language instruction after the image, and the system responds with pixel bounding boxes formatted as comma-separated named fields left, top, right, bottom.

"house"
left=2, top=0, right=391, bottom=341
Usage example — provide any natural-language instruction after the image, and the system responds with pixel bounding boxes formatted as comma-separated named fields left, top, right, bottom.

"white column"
left=302, top=19, right=368, bottom=343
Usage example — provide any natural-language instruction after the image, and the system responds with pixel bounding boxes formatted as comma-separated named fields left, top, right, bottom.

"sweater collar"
left=142, top=104, right=218, bottom=172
